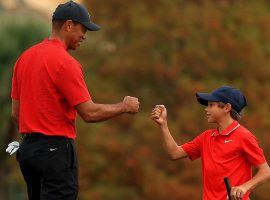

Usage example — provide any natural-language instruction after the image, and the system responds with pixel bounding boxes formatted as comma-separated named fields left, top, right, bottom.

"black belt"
left=22, top=133, right=70, bottom=140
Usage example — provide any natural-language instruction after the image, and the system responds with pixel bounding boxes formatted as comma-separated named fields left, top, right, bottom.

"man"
left=152, top=86, right=270, bottom=200
left=10, top=1, right=140, bottom=199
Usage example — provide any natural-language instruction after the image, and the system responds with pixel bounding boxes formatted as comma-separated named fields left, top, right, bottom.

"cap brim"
left=81, top=21, right=100, bottom=31
left=196, top=92, right=220, bottom=106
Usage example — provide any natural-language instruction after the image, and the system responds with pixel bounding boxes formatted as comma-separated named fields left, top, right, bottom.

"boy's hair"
left=217, top=102, right=241, bottom=121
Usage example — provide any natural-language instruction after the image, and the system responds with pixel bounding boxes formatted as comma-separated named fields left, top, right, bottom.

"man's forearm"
left=76, top=97, right=139, bottom=123
left=84, top=102, right=127, bottom=122
left=11, top=115, right=19, bottom=127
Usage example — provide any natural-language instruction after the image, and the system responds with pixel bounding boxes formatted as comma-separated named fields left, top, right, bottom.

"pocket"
left=67, top=141, right=77, bottom=169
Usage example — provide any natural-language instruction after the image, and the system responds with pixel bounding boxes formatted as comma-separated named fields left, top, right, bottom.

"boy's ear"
left=225, top=103, right=232, bottom=112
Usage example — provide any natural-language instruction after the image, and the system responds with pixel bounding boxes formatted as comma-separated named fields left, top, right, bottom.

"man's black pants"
left=16, top=134, right=78, bottom=200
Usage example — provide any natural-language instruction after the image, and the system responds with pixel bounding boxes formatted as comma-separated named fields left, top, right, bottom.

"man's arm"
left=11, top=99, right=19, bottom=125
left=151, top=105, right=188, bottom=160
left=6, top=99, right=20, bottom=155
left=75, top=96, right=139, bottom=123
left=230, top=163, right=270, bottom=199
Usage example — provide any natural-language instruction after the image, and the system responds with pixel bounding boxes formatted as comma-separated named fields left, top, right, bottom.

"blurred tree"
left=72, top=0, right=270, bottom=199
left=2, top=0, right=270, bottom=199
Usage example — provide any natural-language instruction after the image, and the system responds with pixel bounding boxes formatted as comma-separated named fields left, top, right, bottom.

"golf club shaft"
left=224, top=177, right=232, bottom=200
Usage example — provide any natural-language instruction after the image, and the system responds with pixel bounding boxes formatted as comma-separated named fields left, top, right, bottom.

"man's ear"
left=63, top=20, right=73, bottom=32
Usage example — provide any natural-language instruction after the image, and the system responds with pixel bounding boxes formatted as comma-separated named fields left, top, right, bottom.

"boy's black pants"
left=16, top=133, right=78, bottom=200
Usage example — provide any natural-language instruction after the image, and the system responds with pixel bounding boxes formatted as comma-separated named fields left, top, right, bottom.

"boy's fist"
left=151, top=105, right=167, bottom=125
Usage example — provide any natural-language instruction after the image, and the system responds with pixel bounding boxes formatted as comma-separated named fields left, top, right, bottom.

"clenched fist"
left=228, top=185, right=248, bottom=200
left=123, top=96, right=140, bottom=114
left=151, top=105, right=167, bottom=125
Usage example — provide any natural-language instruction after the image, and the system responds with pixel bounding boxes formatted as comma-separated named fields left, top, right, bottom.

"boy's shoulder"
left=235, top=124, right=255, bottom=137
left=199, top=129, right=216, bottom=137
left=231, top=124, right=260, bottom=144
left=200, top=123, right=256, bottom=138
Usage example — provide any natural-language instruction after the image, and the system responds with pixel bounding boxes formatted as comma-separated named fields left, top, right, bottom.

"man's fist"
left=123, top=96, right=140, bottom=114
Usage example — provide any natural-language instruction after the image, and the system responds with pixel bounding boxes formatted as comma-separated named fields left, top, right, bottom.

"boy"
left=151, top=86, right=270, bottom=200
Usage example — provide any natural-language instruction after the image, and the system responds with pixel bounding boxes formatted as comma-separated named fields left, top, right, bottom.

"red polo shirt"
left=182, top=121, right=266, bottom=200
left=11, top=38, right=91, bottom=139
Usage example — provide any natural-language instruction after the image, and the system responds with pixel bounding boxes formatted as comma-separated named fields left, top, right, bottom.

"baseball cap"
left=52, top=1, right=100, bottom=31
left=196, top=86, right=248, bottom=113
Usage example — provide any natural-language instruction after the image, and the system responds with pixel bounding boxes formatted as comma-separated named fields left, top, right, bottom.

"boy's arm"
left=151, top=105, right=188, bottom=160
left=160, top=121, right=188, bottom=160
left=231, top=163, right=270, bottom=199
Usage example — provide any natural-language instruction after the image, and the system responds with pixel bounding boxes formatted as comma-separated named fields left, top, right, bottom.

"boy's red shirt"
left=182, top=121, right=266, bottom=200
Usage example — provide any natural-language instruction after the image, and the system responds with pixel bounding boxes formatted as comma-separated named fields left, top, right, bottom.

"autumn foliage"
left=1, top=0, right=270, bottom=199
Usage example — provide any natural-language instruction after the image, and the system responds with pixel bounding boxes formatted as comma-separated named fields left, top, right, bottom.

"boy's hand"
left=151, top=105, right=167, bottom=126
left=228, top=185, right=248, bottom=200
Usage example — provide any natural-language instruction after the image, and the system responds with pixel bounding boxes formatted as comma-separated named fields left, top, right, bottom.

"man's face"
left=66, top=22, right=87, bottom=50
left=204, top=102, right=227, bottom=123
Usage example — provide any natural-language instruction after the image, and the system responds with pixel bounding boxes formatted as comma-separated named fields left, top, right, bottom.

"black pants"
left=16, top=134, right=78, bottom=200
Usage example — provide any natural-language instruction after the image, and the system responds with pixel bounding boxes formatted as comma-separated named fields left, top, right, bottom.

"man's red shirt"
left=182, top=121, right=266, bottom=200
left=11, top=38, right=91, bottom=139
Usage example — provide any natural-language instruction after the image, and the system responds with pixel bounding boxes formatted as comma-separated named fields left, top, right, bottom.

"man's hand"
left=229, top=185, right=248, bottom=200
left=123, top=96, right=140, bottom=114
left=151, top=105, right=167, bottom=126
left=6, top=141, right=20, bottom=155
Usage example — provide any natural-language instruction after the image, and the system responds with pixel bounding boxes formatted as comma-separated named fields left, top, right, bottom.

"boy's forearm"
left=243, top=163, right=270, bottom=191
left=160, top=122, right=187, bottom=160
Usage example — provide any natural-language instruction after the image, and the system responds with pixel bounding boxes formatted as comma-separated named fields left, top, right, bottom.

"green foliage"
left=0, top=10, right=49, bottom=136
left=0, top=9, right=49, bottom=200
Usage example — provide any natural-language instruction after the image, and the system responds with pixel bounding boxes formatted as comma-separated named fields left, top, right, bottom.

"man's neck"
left=49, top=30, right=65, bottom=42
left=48, top=32, right=68, bottom=50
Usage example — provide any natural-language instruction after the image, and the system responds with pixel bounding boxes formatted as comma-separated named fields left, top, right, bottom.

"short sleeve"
left=11, top=60, right=19, bottom=100
left=181, top=133, right=204, bottom=160
left=54, top=60, right=91, bottom=107
left=241, top=133, right=266, bottom=166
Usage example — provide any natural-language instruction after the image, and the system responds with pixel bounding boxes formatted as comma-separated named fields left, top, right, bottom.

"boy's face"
left=204, top=102, right=229, bottom=123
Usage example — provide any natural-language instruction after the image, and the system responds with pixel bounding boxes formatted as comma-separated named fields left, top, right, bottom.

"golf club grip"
left=224, top=177, right=232, bottom=200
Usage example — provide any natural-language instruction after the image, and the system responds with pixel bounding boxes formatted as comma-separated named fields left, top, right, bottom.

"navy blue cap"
left=52, top=1, right=100, bottom=31
left=196, top=86, right=248, bottom=113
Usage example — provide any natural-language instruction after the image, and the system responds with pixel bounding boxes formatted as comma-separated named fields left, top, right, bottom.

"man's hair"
left=52, top=20, right=79, bottom=30
left=52, top=20, right=66, bottom=30
left=217, top=102, right=241, bottom=121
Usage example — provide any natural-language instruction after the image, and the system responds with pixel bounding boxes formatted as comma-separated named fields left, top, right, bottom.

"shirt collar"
left=211, top=121, right=240, bottom=137
left=43, top=38, right=67, bottom=50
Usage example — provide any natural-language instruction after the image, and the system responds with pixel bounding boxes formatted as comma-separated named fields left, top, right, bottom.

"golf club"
left=224, top=177, right=232, bottom=200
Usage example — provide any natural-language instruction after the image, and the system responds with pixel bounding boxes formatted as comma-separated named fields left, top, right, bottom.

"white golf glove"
left=6, top=141, right=20, bottom=155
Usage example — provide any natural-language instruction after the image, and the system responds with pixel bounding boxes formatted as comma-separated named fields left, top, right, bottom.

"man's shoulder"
left=19, top=40, right=43, bottom=57
left=38, top=40, right=81, bottom=66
